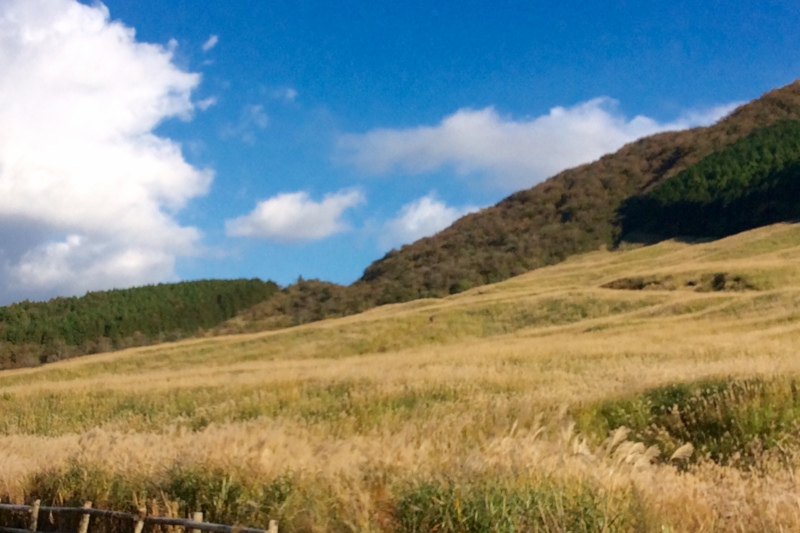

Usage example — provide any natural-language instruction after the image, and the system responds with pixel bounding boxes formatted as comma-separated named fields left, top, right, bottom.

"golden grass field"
left=6, top=224, right=800, bottom=532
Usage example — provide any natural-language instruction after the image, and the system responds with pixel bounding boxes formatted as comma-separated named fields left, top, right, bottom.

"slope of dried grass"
left=6, top=224, right=800, bottom=531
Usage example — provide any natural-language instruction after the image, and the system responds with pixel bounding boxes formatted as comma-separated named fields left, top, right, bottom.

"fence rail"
left=0, top=502, right=277, bottom=533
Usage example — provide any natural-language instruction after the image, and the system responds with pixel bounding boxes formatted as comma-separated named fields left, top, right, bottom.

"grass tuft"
left=580, top=377, right=800, bottom=466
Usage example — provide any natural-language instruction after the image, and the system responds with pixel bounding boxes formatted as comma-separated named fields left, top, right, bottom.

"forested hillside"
left=619, top=120, right=800, bottom=239
left=0, top=279, right=278, bottom=369
left=353, top=81, right=800, bottom=303
left=8, top=81, right=800, bottom=364
left=225, top=80, right=800, bottom=333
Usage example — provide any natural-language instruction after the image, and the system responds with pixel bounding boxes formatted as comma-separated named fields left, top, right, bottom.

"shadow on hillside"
left=616, top=231, right=718, bottom=248
left=616, top=163, right=800, bottom=245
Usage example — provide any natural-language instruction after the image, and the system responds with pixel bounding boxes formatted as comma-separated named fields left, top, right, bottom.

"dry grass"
left=6, top=224, right=800, bottom=531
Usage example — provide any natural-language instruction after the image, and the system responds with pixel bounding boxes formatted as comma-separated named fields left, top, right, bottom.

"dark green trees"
left=619, top=121, right=800, bottom=239
left=0, top=279, right=278, bottom=369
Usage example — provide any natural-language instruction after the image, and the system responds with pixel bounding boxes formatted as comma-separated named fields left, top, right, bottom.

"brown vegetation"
left=7, top=82, right=800, bottom=366
left=5, top=224, right=800, bottom=531
left=355, top=80, right=800, bottom=302
left=225, top=80, right=800, bottom=334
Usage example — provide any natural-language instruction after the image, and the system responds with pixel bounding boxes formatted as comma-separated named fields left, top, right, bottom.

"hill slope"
left=6, top=81, right=800, bottom=360
left=620, top=119, right=800, bottom=238
left=226, top=80, right=800, bottom=333
left=356, top=81, right=800, bottom=302
left=6, top=223, right=800, bottom=531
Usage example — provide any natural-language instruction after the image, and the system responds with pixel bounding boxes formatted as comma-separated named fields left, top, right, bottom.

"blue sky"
left=0, top=0, right=799, bottom=303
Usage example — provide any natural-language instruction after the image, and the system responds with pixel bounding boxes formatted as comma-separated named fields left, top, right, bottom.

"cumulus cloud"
left=0, top=0, right=210, bottom=302
left=339, top=98, right=740, bottom=190
left=202, top=34, right=218, bottom=52
left=382, top=195, right=479, bottom=249
left=226, top=190, right=365, bottom=242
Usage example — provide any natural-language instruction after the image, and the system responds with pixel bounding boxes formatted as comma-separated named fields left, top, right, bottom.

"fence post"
left=77, top=502, right=92, bottom=533
left=268, top=520, right=278, bottom=533
left=133, top=508, right=146, bottom=533
left=29, top=500, right=40, bottom=532
left=191, top=512, right=203, bottom=533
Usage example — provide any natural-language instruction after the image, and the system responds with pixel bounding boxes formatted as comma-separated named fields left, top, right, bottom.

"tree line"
left=329, top=83, right=800, bottom=303
left=619, top=120, right=800, bottom=240
left=221, top=95, right=800, bottom=336
left=7, top=84, right=800, bottom=369
left=0, top=279, right=278, bottom=369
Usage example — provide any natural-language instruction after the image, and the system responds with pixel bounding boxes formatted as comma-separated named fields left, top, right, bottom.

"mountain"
left=355, top=81, right=800, bottom=303
left=224, top=80, right=800, bottom=333
left=6, top=81, right=800, bottom=365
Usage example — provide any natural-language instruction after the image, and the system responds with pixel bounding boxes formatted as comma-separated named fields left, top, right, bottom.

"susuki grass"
left=19, top=461, right=644, bottom=533
left=7, top=224, right=800, bottom=531
left=577, top=376, right=800, bottom=467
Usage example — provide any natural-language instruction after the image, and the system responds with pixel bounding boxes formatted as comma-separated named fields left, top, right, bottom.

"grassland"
left=6, top=224, right=800, bottom=532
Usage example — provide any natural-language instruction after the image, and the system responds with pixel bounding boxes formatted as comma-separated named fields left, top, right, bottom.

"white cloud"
left=202, top=34, right=218, bottom=52
left=0, top=0, right=210, bottom=302
left=12, top=235, right=179, bottom=296
left=672, top=104, right=741, bottom=128
left=196, top=96, right=217, bottom=110
left=221, top=104, right=269, bottom=143
left=339, top=98, right=740, bottom=190
left=226, top=190, right=365, bottom=242
left=382, top=195, right=479, bottom=249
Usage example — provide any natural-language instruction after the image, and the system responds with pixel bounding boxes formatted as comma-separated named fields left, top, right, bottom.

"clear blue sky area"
left=5, top=0, right=800, bottom=301
left=151, top=0, right=800, bottom=286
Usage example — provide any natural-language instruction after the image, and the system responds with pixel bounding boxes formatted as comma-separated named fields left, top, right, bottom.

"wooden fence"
left=0, top=502, right=277, bottom=533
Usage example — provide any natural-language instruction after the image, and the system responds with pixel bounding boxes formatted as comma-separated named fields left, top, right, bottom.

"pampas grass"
left=5, top=224, right=800, bottom=531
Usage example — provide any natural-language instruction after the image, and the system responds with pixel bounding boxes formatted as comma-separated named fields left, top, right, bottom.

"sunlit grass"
left=6, top=224, right=800, bottom=531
